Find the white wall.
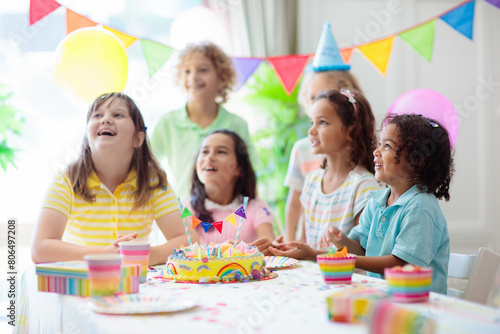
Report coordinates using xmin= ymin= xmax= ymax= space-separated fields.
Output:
xmin=296 ymin=0 xmax=500 ymax=253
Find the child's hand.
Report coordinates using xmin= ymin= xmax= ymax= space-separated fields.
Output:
xmin=268 ymin=241 xmax=318 ymax=261
xmin=319 ymin=227 xmax=345 ymax=248
xmin=270 ymin=236 xmax=289 ymax=251
xmin=250 ymin=237 xmax=273 ymax=255
xmin=105 ymin=232 xmax=138 ymax=253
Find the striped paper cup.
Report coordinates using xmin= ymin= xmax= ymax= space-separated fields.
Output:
xmin=119 ymin=241 xmax=150 ymax=283
xmin=84 ymin=254 xmax=122 ymax=297
xmin=384 ymin=266 xmax=433 ymax=303
xmin=317 ymin=254 xmax=357 ymax=284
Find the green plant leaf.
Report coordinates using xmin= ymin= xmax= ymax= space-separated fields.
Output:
xmin=0 ymin=141 xmax=18 ymax=172
xmin=238 ymin=62 xmax=309 ymax=230
xmin=0 ymin=82 xmax=24 ymax=172
xmin=0 ymin=105 xmax=24 ymax=136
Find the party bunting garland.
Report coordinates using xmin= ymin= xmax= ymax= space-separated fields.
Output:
xmin=176 ymin=200 xmax=248 ymax=235
xmin=29 ymin=0 xmax=498 ymax=91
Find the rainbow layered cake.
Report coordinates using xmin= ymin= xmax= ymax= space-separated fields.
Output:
xmin=164 ymin=242 xmax=269 ymax=283
xmin=316 ymin=247 xmax=357 ymax=284
xmin=384 ymin=264 xmax=433 ymax=303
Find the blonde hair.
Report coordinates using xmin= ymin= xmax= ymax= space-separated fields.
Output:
xmin=176 ymin=41 xmax=236 ymax=104
xmin=298 ymin=71 xmax=363 ymax=109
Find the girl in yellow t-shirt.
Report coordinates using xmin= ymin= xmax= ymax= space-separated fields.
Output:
xmin=32 ymin=92 xmax=195 ymax=265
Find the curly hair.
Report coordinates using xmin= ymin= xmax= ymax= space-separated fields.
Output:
xmin=176 ymin=41 xmax=236 ymax=104
xmin=190 ymin=129 xmax=256 ymax=223
xmin=298 ymin=71 xmax=363 ymax=109
xmin=67 ymin=92 xmax=167 ymax=212
xmin=383 ymin=114 xmax=455 ymax=201
xmin=314 ymin=89 xmax=376 ymax=173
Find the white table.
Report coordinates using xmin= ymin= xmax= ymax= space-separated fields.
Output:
xmin=16 ymin=261 xmax=500 ymax=334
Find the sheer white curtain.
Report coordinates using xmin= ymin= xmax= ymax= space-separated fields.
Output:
xmin=208 ymin=0 xmax=298 ymax=57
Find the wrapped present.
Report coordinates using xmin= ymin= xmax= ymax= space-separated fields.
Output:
xmin=36 ymin=260 xmax=140 ymax=296
xmin=326 ymin=286 xmax=386 ymax=323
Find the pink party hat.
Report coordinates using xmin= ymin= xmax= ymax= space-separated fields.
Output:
xmin=311 ymin=22 xmax=350 ymax=72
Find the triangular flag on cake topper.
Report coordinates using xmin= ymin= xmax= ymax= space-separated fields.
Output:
xmin=311 ymin=22 xmax=350 ymax=72
xmin=226 ymin=213 xmax=237 ymax=226
xmin=191 ymin=216 xmax=202 ymax=228
xmin=180 ymin=207 xmax=193 ymax=218
xmin=201 ymin=222 xmax=212 ymax=233
xmin=213 ymin=221 xmax=223 ymax=234
xmin=234 ymin=206 xmax=247 ymax=219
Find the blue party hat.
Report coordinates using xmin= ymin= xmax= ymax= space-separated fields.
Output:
xmin=311 ymin=22 xmax=350 ymax=72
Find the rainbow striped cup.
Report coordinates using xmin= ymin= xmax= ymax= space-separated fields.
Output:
xmin=84 ymin=254 xmax=122 ymax=297
xmin=317 ymin=253 xmax=357 ymax=284
xmin=384 ymin=265 xmax=433 ymax=303
xmin=119 ymin=240 xmax=150 ymax=283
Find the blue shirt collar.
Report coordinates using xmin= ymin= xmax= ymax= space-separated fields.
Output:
xmin=372 ymin=184 xmax=420 ymax=209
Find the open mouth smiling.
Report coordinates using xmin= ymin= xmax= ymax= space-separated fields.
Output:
xmin=98 ymin=129 xmax=116 ymax=136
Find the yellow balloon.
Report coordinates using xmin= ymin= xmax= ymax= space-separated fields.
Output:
xmin=55 ymin=28 xmax=128 ymax=105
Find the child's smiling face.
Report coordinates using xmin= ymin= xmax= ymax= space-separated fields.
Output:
xmin=180 ymin=51 xmax=224 ymax=101
xmin=373 ymin=123 xmax=411 ymax=188
xmin=87 ymin=97 xmax=144 ymax=155
xmin=196 ymin=133 xmax=241 ymax=190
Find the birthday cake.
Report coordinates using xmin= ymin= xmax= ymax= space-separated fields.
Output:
xmin=164 ymin=241 xmax=269 ymax=283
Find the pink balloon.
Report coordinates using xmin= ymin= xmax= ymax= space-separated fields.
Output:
xmin=387 ymin=89 xmax=460 ymax=147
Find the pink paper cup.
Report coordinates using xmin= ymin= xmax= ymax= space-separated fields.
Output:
xmin=119 ymin=240 xmax=150 ymax=283
xmin=317 ymin=254 xmax=356 ymax=285
xmin=84 ymin=253 xmax=122 ymax=297
xmin=384 ymin=267 xmax=433 ymax=303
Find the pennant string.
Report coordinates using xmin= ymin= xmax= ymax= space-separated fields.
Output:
xmin=31 ymin=0 xmax=483 ymax=85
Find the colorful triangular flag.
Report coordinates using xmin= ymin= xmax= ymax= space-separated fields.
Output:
xmin=340 ymin=48 xmax=354 ymax=64
xmin=226 ymin=213 xmax=237 ymax=227
xmin=357 ymin=36 xmax=395 ymax=75
xmin=103 ymin=26 xmax=138 ymax=48
xmin=485 ymin=0 xmax=500 ymax=9
xmin=232 ymin=57 xmax=262 ymax=90
xmin=66 ymin=9 xmax=97 ymax=34
xmin=201 ymin=222 xmax=212 ymax=233
xmin=192 ymin=216 xmax=202 ymax=228
xmin=213 ymin=221 xmax=223 ymax=234
xmin=29 ymin=0 xmax=61 ymax=25
xmin=267 ymin=55 xmax=309 ymax=95
xmin=140 ymin=39 xmax=174 ymax=77
xmin=398 ymin=20 xmax=436 ymax=62
xmin=180 ymin=207 xmax=193 ymax=218
xmin=312 ymin=22 xmax=350 ymax=71
xmin=234 ymin=206 xmax=247 ymax=219
xmin=440 ymin=0 xmax=475 ymax=40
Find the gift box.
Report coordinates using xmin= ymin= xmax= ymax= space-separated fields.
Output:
xmin=326 ymin=286 xmax=386 ymax=323
xmin=36 ymin=260 xmax=140 ymax=296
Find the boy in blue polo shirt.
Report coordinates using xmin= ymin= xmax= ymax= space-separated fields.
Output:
xmin=321 ymin=114 xmax=454 ymax=294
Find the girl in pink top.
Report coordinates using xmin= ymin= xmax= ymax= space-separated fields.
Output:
xmin=188 ymin=129 xmax=276 ymax=254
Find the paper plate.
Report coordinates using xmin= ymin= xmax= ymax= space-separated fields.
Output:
xmin=89 ymin=294 xmax=197 ymax=315
xmin=264 ymin=256 xmax=299 ymax=269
